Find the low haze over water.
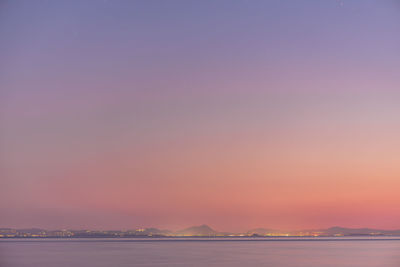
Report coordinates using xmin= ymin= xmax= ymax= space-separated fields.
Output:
xmin=1 ymin=238 xmax=400 ymax=267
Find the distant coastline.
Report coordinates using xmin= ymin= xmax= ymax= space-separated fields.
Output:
xmin=2 ymin=225 xmax=400 ymax=238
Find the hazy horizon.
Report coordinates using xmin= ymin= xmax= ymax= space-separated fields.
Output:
xmin=1 ymin=0 xmax=400 ymax=233
xmin=2 ymin=224 xmax=400 ymax=234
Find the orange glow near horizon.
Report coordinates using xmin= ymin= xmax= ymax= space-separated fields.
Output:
xmin=1 ymin=1 xmax=400 ymax=232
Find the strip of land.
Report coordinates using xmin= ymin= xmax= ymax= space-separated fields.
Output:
xmin=1 ymin=225 xmax=400 ymax=238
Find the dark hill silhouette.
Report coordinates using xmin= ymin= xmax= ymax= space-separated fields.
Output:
xmin=321 ymin=226 xmax=400 ymax=236
xmin=246 ymin=228 xmax=280 ymax=236
xmin=176 ymin=224 xmax=217 ymax=236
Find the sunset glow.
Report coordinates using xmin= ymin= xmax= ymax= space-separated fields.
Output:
xmin=1 ymin=0 xmax=400 ymax=232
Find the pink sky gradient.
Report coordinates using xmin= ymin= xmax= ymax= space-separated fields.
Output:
xmin=1 ymin=0 xmax=400 ymax=232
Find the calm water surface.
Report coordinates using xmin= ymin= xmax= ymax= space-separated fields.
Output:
xmin=1 ymin=237 xmax=400 ymax=267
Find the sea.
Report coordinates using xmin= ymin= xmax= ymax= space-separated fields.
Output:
xmin=1 ymin=237 xmax=400 ymax=267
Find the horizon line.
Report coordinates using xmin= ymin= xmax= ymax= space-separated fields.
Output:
xmin=2 ymin=225 xmax=400 ymax=232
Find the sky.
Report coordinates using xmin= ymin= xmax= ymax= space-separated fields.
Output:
xmin=1 ymin=0 xmax=400 ymax=232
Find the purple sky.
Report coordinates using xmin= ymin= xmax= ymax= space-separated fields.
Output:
xmin=1 ymin=0 xmax=400 ymax=231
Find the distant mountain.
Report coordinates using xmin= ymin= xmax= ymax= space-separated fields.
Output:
xmin=320 ymin=226 xmax=400 ymax=236
xmin=246 ymin=228 xmax=280 ymax=236
xmin=176 ymin=224 xmax=217 ymax=236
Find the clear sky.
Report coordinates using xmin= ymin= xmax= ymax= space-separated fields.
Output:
xmin=1 ymin=0 xmax=400 ymax=232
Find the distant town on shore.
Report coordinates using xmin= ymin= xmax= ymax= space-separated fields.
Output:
xmin=1 ymin=225 xmax=400 ymax=238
